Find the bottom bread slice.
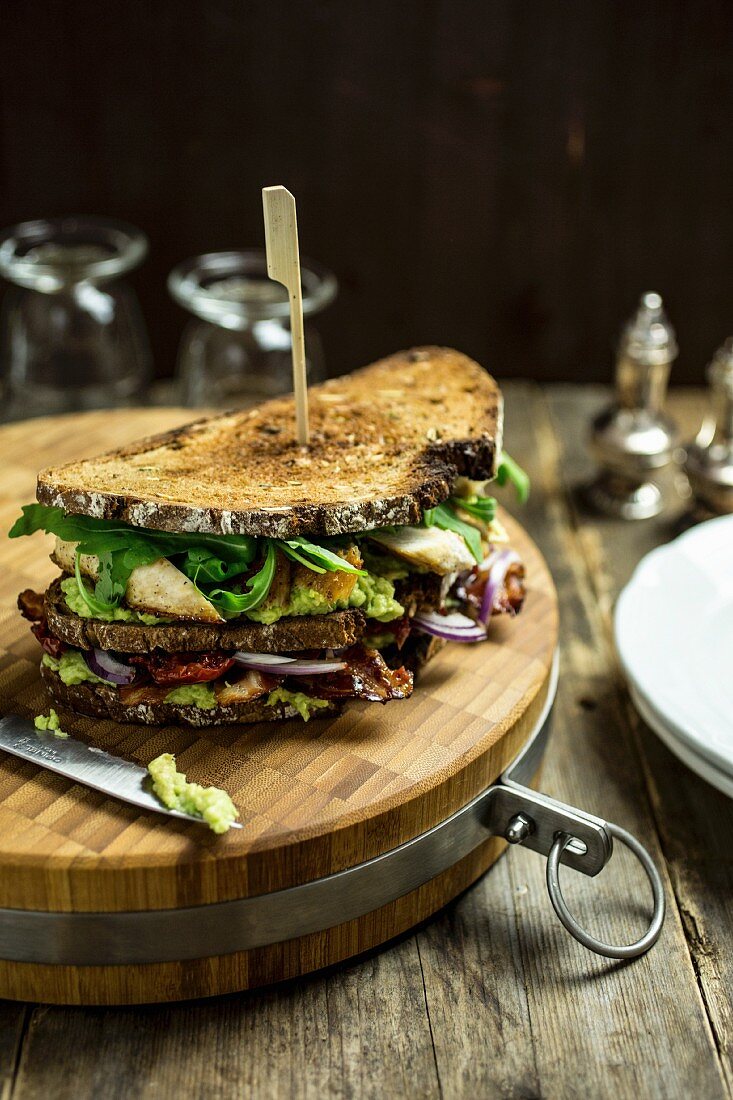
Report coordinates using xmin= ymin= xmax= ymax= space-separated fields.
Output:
xmin=40 ymin=664 xmax=340 ymax=727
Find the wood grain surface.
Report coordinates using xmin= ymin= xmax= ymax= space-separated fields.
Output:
xmin=1 ymin=386 xmax=729 ymax=1097
xmin=0 ymin=406 xmax=556 ymax=1004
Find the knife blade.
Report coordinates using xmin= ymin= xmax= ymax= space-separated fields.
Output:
xmin=0 ymin=713 xmax=241 ymax=828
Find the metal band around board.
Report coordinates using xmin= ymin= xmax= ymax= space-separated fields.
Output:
xmin=0 ymin=652 xmax=663 ymax=966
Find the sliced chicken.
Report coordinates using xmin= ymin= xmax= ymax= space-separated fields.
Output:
xmin=52 ymin=538 xmax=224 ymax=623
xmin=368 ymin=526 xmax=474 ymax=575
xmin=215 ymin=669 xmax=278 ymax=705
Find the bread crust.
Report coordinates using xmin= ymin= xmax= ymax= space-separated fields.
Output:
xmin=36 ymin=347 xmax=503 ymax=539
xmin=44 ymin=578 xmax=367 ymax=654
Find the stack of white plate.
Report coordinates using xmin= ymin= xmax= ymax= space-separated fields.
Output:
xmin=615 ymin=514 xmax=733 ymax=797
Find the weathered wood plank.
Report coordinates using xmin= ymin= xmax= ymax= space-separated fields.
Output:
xmin=11 ymin=939 xmax=439 ymax=1100
xmin=0 ymin=1004 xmax=28 ymax=1100
xmin=547 ymin=383 xmax=733 ymax=1093
xmin=418 ymin=383 xmax=727 ymax=1099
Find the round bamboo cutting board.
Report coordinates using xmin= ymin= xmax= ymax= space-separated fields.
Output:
xmin=0 ymin=409 xmax=558 ymax=1005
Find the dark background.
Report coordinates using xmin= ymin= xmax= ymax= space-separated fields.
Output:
xmin=1 ymin=0 xmax=732 ymax=384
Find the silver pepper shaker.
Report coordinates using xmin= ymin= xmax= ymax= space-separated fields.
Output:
xmin=587 ymin=292 xmax=678 ymax=519
xmin=684 ymin=338 xmax=733 ymax=514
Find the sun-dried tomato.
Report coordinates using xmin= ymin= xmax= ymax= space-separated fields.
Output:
xmin=30 ymin=621 xmax=66 ymax=659
xmin=137 ymin=651 xmax=237 ymax=687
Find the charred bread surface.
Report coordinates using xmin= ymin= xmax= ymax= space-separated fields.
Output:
xmin=37 ymin=348 xmax=503 ymax=538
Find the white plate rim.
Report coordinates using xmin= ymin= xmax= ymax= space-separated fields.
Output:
xmin=614 ymin=514 xmax=733 ymax=777
xmin=629 ymin=684 xmax=733 ymax=800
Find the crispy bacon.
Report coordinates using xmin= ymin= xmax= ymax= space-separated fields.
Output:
xmin=130 ymin=651 xmax=236 ymax=687
xmin=18 ymin=589 xmax=45 ymax=622
xmin=460 ymin=561 xmax=526 ymax=617
xmin=18 ymin=589 xmax=66 ymax=657
xmin=391 ymin=616 xmax=412 ymax=650
xmin=295 ymin=645 xmax=413 ymax=703
xmin=119 ymin=683 xmax=172 ymax=706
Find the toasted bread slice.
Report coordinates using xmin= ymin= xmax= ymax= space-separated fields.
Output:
xmin=37 ymin=347 xmax=502 ymax=538
xmin=44 ymin=577 xmax=368 ymax=654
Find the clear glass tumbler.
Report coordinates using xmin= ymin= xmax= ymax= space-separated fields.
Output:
xmin=0 ymin=216 xmax=152 ymax=418
xmin=168 ymin=250 xmax=338 ymax=407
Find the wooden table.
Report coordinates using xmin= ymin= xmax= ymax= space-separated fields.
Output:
xmin=1 ymin=383 xmax=730 ymax=1100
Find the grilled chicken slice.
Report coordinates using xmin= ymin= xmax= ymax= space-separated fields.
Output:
xmin=52 ymin=538 xmax=224 ymax=623
xmin=368 ymin=526 xmax=474 ymax=575
xmin=215 ymin=669 xmax=278 ymax=705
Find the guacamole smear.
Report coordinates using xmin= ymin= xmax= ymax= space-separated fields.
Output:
xmin=163 ymin=683 xmax=217 ymax=709
xmin=42 ymin=649 xmax=111 ymax=686
xmin=34 ymin=708 xmax=69 ymax=738
xmin=247 ymin=570 xmax=403 ymax=625
xmin=147 ymin=752 xmax=238 ymax=834
xmin=61 ymin=577 xmax=169 ymax=624
xmin=266 ymin=687 xmax=331 ymax=722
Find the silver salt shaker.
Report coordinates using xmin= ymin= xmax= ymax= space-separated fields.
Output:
xmin=587 ymin=292 xmax=678 ymax=519
xmin=684 ymin=338 xmax=733 ymax=514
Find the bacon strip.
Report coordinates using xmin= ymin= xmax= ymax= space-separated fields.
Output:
xmin=295 ymin=646 xmax=413 ymax=703
xmin=18 ymin=589 xmax=45 ymax=622
xmin=458 ymin=560 xmax=526 ymax=618
xmin=18 ymin=589 xmax=66 ymax=657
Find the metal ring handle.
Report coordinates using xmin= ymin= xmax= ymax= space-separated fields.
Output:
xmin=546 ymin=823 xmax=665 ymax=959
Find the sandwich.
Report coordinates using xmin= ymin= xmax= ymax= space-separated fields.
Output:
xmin=10 ymin=347 xmax=528 ymax=727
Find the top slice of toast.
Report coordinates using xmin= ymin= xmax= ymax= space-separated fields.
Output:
xmin=36 ymin=347 xmax=503 ymax=538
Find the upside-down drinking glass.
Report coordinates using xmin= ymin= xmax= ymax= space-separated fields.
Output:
xmin=168 ymin=250 xmax=337 ymax=407
xmin=0 ymin=216 xmax=152 ymax=418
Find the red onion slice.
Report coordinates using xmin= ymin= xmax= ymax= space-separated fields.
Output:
xmin=233 ymin=651 xmax=347 ymax=675
xmin=479 ymin=550 xmax=522 ymax=624
xmin=412 ymin=611 xmax=487 ymax=643
xmin=85 ymin=648 xmax=137 ymax=685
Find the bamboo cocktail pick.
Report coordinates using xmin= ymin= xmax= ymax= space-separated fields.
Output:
xmin=262 ymin=185 xmax=309 ymax=446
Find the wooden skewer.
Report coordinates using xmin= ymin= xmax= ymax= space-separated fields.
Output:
xmin=262 ymin=185 xmax=309 ymax=446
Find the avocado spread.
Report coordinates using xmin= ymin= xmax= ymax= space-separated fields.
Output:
xmin=266 ymin=687 xmax=331 ymax=722
xmin=42 ymin=649 xmax=111 ymax=685
xmin=61 ymin=577 xmax=169 ymax=624
xmin=247 ymin=571 xmax=403 ymax=625
xmin=163 ymin=683 xmax=217 ymax=709
xmin=147 ymin=752 xmax=238 ymax=834
xmin=34 ymin=708 xmax=69 ymax=738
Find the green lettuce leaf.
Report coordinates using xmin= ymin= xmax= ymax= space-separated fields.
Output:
xmin=202 ymin=540 xmax=278 ymax=613
xmin=452 ymin=494 xmax=497 ymax=524
xmin=423 ymin=502 xmax=483 ymax=563
xmin=496 ymin=452 xmax=530 ymax=504
xmin=280 ymin=536 xmax=367 ymax=576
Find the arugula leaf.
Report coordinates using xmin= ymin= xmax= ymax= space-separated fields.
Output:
xmin=9 ymin=504 xmax=258 ymax=563
xmin=496 ymin=452 xmax=530 ymax=504
xmin=95 ymin=551 xmax=127 ymax=606
xmin=451 ymin=494 xmax=497 ymax=524
xmin=280 ymin=536 xmax=367 ymax=576
xmin=9 ymin=504 xmax=361 ymax=616
xmin=180 ymin=547 xmax=253 ymax=585
xmin=74 ymin=554 xmax=118 ymax=617
xmin=423 ymin=503 xmax=483 ymax=562
xmin=279 ymin=544 xmax=327 ymax=574
xmin=203 ymin=540 xmax=278 ymax=613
